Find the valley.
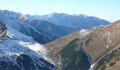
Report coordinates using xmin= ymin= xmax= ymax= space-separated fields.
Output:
xmin=44 ymin=20 xmax=120 ymax=70
xmin=0 ymin=9 xmax=120 ymax=70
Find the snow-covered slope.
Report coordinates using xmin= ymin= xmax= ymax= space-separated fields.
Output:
xmin=0 ymin=23 xmax=55 ymax=70
xmin=0 ymin=10 xmax=52 ymax=44
xmin=6 ymin=24 xmax=33 ymax=42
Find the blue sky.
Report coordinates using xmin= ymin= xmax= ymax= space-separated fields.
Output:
xmin=0 ymin=0 xmax=120 ymax=21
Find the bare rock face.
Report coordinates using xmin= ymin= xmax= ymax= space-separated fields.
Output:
xmin=0 ymin=21 xmax=7 ymax=38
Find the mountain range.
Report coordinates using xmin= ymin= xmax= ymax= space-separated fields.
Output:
xmin=0 ymin=10 xmax=114 ymax=70
xmin=0 ymin=10 xmax=110 ymax=42
xmin=35 ymin=13 xmax=109 ymax=28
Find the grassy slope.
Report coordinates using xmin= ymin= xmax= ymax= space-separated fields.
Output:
xmin=60 ymin=38 xmax=90 ymax=70
xmin=94 ymin=47 xmax=120 ymax=70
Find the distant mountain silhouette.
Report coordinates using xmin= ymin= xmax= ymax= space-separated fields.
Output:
xmin=35 ymin=13 xmax=110 ymax=28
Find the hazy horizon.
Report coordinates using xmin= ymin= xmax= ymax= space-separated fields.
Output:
xmin=0 ymin=0 xmax=120 ymax=22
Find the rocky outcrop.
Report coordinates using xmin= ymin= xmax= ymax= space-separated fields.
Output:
xmin=0 ymin=21 xmax=7 ymax=38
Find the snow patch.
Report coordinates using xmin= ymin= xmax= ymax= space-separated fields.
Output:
xmin=18 ymin=41 xmax=55 ymax=65
xmin=89 ymin=63 xmax=95 ymax=70
xmin=18 ymin=41 xmax=46 ymax=58
xmin=79 ymin=29 xmax=90 ymax=38
xmin=103 ymin=31 xmax=112 ymax=44
xmin=106 ymin=45 xmax=110 ymax=48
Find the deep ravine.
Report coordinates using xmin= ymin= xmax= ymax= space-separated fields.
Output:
xmin=80 ymin=36 xmax=93 ymax=70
